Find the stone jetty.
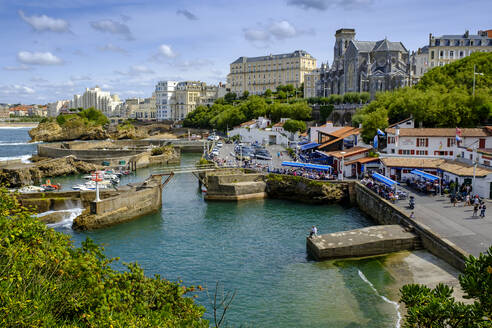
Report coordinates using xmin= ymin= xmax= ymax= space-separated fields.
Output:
xmin=306 ymin=225 xmax=422 ymax=260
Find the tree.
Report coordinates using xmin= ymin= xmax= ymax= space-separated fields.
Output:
xmin=264 ymin=89 xmax=272 ymax=98
xmin=0 ymin=187 xmax=208 ymax=327
xmin=400 ymin=246 xmax=492 ymax=327
xmin=224 ymin=92 xmax=237 ymax=104
xmin=276 ymin=91 xmax=287 ymax=100
xmin=320 ymin=104 xmax=334 ymax=123
xmin=241 ymin=90 xmax=250 ymax=100
xmin=283 ymin=119 xmax=306 ymax=133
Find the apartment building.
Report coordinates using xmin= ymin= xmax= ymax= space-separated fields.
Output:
xmin=70 ymin=86 xmax=123 ymax=117
xmin=155 ymin=81 xmax=226 ymax=121
xmin=47 ymin=100 xmax=70 ymax=117
xmin=227 ymin=50 xmax=317 ymax=96
xmin=303 ymin=63 xmax=328 ymax=98
xmin=155 ymin=81 xmax=178 ymax=121
xmin=427 ymin=29 xmax=492 ymax=70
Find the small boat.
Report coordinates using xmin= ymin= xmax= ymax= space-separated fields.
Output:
xmin=201 ymin=185 xmax=207 ymax=193
xmin=18 ymin=185 xmax=45 ymax=193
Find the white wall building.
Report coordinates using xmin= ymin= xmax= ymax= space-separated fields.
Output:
xmin=70 ymin=86 xmax=123 ymax=117
xmin=385 ymin=126 xmax=492 ymax=159
xmin=155 ymin=81 xmax=178 ymax=121
xmin=47 ymin=100 xmax=69 ymax=117
xmin=228 ymin=117 xmax=296 ymax=145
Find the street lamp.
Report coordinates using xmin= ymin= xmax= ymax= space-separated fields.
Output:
xmin=472 ymin=64 xmax=484 ymax=98
xmin=340 ymin=151 xmax=346 ymax=181
xmin=472 ymin=146 xmax=477 ymax=193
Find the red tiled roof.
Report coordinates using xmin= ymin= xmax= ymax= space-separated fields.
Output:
xmin=320 ymin=146 xmax=371 ymax=159
xmin=385 ymin=127 xmax=490 ymax=137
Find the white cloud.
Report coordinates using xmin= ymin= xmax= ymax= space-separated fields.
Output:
xmin=115 ymin=65 xmax=154 ymax=76
xmin=286 ymin=0 xmax=374 ymax=10
xmin=243 ymin=20 xmax=305 ymax=43
xmin=17 ymin=51 xmax=63 ymax=65
xmin=1 ymin=84 xmax=35 ymax=95
xmin=269 ymin=20 xmax=298 ymax=39
xmin=98 ymin=43 xmax=127 ymax=54
xmin=3 ymin=64 xmax=32 ymax=71
xmin=175 ymin=59 xmax=213 ymax=71
xmin=158 ymin=44 xmax=177 ymax=58
xmin=90 ymin=19 xmax=134 ymax=40
xmin=244 ymin=28 xmax=270 ymax=42
xmin=70 ymin=75 xmax=91 ymax=81
xmin=18 ymin=10 xmax=70 ymax=33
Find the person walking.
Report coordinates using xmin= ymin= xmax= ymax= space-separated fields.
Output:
xmin=473 ymin=203 xmax=479 ymax=217
xmin=480 ymin=203 xmax=486 ymax=218
xmin=465 ymin=194 xmax=471 ymax=206
xmin=309 ymin=225 xmax=318 ymax=238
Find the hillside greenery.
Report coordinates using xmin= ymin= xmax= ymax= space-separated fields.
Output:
xmin=184 ymin=86 xmax=312 ymax=131
xmin=0 ymin=187 xmax=208 ymax=327
xmin=51 ymin=107 xmax=109 ymax=127
xmin=400 ymin=246 xmax=492 ymax=327
xmin=353 ymin=52 xmax=492 ymax=142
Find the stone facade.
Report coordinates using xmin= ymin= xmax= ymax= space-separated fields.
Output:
xmin=319 ymin=28 xmax=410 ymax=97
xmin=228 ymin=50 xmax=317 ymax=95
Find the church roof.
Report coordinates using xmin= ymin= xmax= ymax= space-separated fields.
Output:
xmin=373 ymin=39 xmax=407 ymax=52
xmin=352 ymin=41 xmax=377 ymax=52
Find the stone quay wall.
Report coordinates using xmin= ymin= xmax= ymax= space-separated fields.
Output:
xmin=354 ymin=182 xmax=468 ymax=270
xmin=204 ymin=170 xmax=267 ymax=201
xmin=73 ymin=177 xmax=163 ymax=230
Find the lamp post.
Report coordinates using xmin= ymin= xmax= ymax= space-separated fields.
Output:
xmin=472 ymin=64 xmax=484 ymax=98
xmin=472 ymin=146 xmax=477 ymax=193
xmin=340 ymin=151 xmax=346 ymax=181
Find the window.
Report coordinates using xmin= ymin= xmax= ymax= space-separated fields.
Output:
xmin=388 ymin=137 xmax=395 ymax=144
xmin=399 ymin=149 xmax=412 ymax=155
xmin=450 ymin=50 xmax=454 ymax=58
xmin=447 ymin=138 xmax=456 ymax=147
xmin=440 ymin=50 xmax=444 ymax=57
xmin=431 ymin=51 xmax=435 ymax=59
xmin=416 ymin=150 xmax=428 ymax=155
xmin=416 ymin=138 xmax=428 ymax=147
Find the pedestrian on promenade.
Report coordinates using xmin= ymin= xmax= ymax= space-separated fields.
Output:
xmin=410 ymin=212 xmax=415 ymax=219
xmin=465 ymin=194 xmax=471 ymax=206
xmin=309 ymin=225 xmax=318 ymax=238
xmin=277 ymin=151 xmax=281 ymax=158
xmin=451 ymin=194 xmax=457 ymax=207
xmin=480 ymin=203 xmax=486 ymax=218
xmin=473 ymin=203 xmax=479 ymax=217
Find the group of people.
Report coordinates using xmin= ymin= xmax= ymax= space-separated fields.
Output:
xmin=405 ymin=178 xmax=439 ymax=195
xmin=451 ymin=193 xmax=487 ymax=218
xmin=267 ymin=167 xmax=334 ymax=180
xmin=360 ymin=177 xmax=407 ymax=202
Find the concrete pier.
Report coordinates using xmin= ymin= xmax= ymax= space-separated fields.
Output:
xmin=307 ymin=225 xmax=422 ymax=260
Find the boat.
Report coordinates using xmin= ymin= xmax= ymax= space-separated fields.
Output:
xmin=18 ymin=185 xmax=45 ymax=193
xmin=41 ymin=179 xmax=61 ymax=191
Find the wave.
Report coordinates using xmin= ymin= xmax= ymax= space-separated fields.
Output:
xmin=358 ymin=270 xmax=401 ymax=328
xmin=0 ymin=141 xmax=41 ymax=146
xmin=40 ymin=207 xmax=84 ymax=229
xmin=0 ymin=154 xmax=32 ymax=163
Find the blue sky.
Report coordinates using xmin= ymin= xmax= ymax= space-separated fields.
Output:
xmin=1 ymin=0 xmax=490 ymax=104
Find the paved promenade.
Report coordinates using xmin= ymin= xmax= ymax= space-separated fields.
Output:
xmin=394 ymin=186 xmax=492 ymax=257
xmin=216 ymin=143 xmax=288 ymax=169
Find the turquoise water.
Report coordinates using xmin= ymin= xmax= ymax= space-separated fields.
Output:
xmin=4 ymin=128 xmax=401 ymax=327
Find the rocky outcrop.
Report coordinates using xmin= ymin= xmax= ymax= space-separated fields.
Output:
xmin=0 ymin=156 xmax=99 ymax=188
xmin=29 ymin=121 xmax=109 ymax=142
xmin=265 ymin=174 xmax=346 ymax=204
xmin=109 ymin=124 xmax=149 ymax=140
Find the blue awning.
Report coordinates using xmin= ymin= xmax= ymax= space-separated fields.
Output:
xmin=281 ymin=161 xmax=332 ymax=172
xmin=410 ymin=169 xmax=439 ymax=181
xmin=372 ymin=173 xmax=398 ymax=187
xmin=300 ymin=142 xmax=320 ymax=151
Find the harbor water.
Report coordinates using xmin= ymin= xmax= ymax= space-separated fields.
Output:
xmin=2 ymin=127 xmax=404 ymax=327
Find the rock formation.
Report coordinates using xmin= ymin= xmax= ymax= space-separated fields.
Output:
xmin=265 ymin=174 xmax=346 ymax=204
xmin=29 ymin=121 xmax=108 ymax=142
xmin=0 ymin=156 xmax=99 ymax=187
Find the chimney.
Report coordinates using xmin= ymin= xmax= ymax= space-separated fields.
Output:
xmin=464 ymin=30 xmax=469 ymax=38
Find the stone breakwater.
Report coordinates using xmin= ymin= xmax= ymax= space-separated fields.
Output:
xmin=0 ymin=156 xmax=99 ymax=188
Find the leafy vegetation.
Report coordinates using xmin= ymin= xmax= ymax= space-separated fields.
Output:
xmin=400 ymin=246 xmax=492 ymax=327
xmin=353 ymin=52 xmax=492 ymax=142
xmin=0 ymin=187 xmax=208 ymax=327
xmin=56 ymin=107 xmax=109 ymax=127
xmin=283 ymin=119 xmax=307 ymax=133
xmin=151 ymin=145 xmax=174 ymax=156
xmin=184 ymin=88 xmax=312 ymax=131
xmin=307 ymin=92 xmax=370 ymax=105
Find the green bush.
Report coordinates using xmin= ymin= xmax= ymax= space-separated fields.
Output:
xmin=0 ymin=187 xmax=207 ymax=327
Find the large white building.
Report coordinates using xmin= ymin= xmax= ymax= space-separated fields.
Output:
xmin=47 ymin=100 xmax=70 ymax=117
xmin=70 ymin=86 xmax=123 ymax=117
xmin=155 ymin=81 xmax=227 ymax=121
xmin=155 ymin=81 xmax=178 ymax=121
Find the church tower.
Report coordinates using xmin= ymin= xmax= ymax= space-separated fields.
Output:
xmin=333 ymin=28 xmax=356 ymax=70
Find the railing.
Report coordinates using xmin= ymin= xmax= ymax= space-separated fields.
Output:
xmin=151 ymin=164 xmax=239 ymax=175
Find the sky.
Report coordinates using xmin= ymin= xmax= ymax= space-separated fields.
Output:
xmin=0 ymin=0 xmax=491 ymax=104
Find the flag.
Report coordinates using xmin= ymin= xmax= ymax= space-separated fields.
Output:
xmin=456 ymin=135 xmax=462 ymax=142
xmin=455 ymin=127 xmax=462 ymax=143
xmin=377 ymin=129 xmax=385 ymax=136
xmin=373 ymin=135 xmax=378 ymax=149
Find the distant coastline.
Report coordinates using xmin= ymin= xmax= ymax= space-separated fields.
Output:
xmin=0 ymin=122 xmax=38 ymax=128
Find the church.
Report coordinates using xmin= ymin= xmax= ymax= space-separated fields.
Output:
xmin=319 ymin=28 xmax=411 ymax=97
